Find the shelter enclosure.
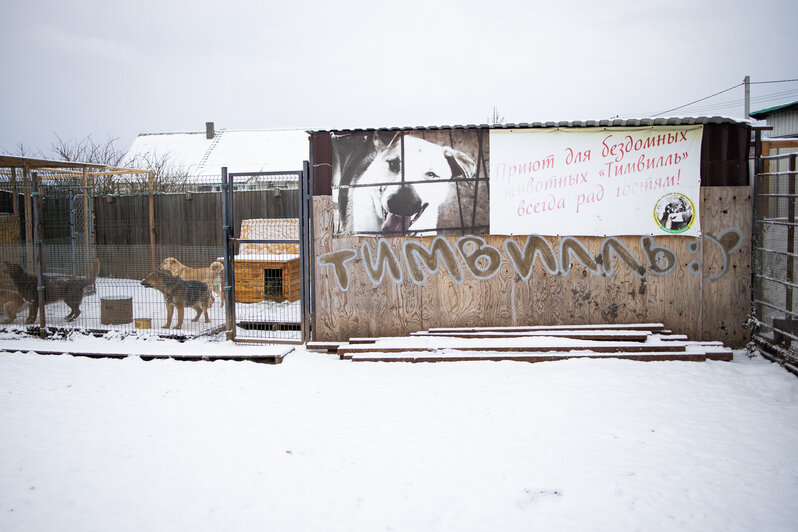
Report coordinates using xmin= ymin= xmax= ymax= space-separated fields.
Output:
xmin=0 ymin=156 xmax=302 ymax=341
xmin=308 ymin=118 xmax=752 ymax=347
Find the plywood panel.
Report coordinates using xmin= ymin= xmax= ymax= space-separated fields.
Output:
xmin=312 ymin=190 xmax=752 ymax=344
xmin=598 ymin=236 xmax=650 ymax=325
xmin=658 ymin=235 xmax=703 ymax=339
xmin=700 ymin=186 xmax=752 ymax=347
xmin=313 ymin=197 xmax=423 ymax=340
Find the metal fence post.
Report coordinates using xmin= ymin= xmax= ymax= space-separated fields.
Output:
xmin=786 ymin=153 xmax=796 ymax=345
xmin=307 ymin=148 xmax=317 ymax=342
xmin=299 ymin=161 xmax=316 ymax=343
xmin=298 ymin=163 xmax=307 ymax=343
xmin=31 ymin=172 xmax=46 ymax=334
xmin=751 ymin=130 xmax=763 ymax=333
xmin=221 ymin=167 xmax=236 ymax=341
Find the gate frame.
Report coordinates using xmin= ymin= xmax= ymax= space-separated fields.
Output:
xmin=69 ymin=187 xmax=95 ymax=276
xmin=751 ymin=135 xmax=798 ymax=374
xmin=221 ymin=165 xmax=313 ymax=344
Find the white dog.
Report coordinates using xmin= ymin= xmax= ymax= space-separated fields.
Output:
xmin=346 ymin=134 xmax=476 ymax=234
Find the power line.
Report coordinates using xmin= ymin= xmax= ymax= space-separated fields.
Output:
xmin=751 ymin=78 xmax=798 ymax=84
xmin=621 ymin=78 xmax=798 ymax=119
xmin=652 ymin=83 xmax=743 ymax=116
xmin=666 ymin=88 xmax=798 ymax=114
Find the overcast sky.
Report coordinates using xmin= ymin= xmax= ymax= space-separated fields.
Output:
xmin=1 ymin=0 xmax=796 ymax=157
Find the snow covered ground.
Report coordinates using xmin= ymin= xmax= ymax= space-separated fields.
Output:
xmin=1 ymin=336 xmax=797 ymax=532
xmin=5 ymin=276 xmax=301 ymax=341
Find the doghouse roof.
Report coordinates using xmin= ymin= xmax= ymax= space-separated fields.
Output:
xmin=312 ymin=116 xmax=749 ymax=134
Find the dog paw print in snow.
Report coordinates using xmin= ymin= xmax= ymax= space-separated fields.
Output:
xmin=518 ymin=488 xmax=563 ymax=509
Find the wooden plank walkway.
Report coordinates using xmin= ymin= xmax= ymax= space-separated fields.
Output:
xmin=0 ymin=346 xmax=292 ymax=364
xmin=409 ymin=330 xmax=652 ymax=341
xmin=310 ymin=323 xmax=734 ymax=363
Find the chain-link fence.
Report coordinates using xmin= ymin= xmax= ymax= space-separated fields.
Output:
xmin=0 ymin=171 xmax=303 ymax=340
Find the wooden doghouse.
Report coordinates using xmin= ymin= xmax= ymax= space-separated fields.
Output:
xmin=235 ymin=219 xmax=300 ymax=303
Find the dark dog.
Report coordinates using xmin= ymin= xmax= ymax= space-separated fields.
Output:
xmin=159 ymin=257 xmax=223 ymax=306
xmin=2 ymin=259 xmax=99 ymax=323
xmin=141 ymin=269 xmax=212 ymax=329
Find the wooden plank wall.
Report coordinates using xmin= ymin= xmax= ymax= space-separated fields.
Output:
xmin=93 ymin=189 xmax=299 ymax=278
xmin=313 ymin=187 xmax=752 ymax=346
xmin=0 ymin=215 xmax=19 ymax=243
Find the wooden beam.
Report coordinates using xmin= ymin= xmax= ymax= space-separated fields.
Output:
xmin=338 ymin=341 xmax=688 ymax=358
xmin=424 ymin=323 xmax=666 ymax=333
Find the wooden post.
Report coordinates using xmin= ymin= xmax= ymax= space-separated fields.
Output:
xmin=10 ymin=167 xmax=18 ymax=216
xmin=148 ymin=171 xmax=156 ymax=271
xmin=744 ymin=75 xmax=750 ymax=118
xmin=31 ymin=172 xmax=46 ymax=333
xmin=10 ymin=168 xmax=21 ymax=260
xmin=23 ymin=164 xmax=33 ymax=268
xmin=89 ymin=174 xmax=95 ymax=263
xmin=83 ymin=167 xmax=90 ymax=271
xmin=760 ymin=137 xmax=769 ymax=219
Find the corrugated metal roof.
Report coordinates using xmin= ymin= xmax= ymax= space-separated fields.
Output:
xmin=314 ymin=116 xmax=749 ymax=133
xmin=749 ymin=100 xmax=798 ymax=119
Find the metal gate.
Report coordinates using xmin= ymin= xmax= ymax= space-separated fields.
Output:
xmin=751 ymin=139 xmax=798 ymax=373
xmin=69 ymin=188 xmax=95 ymax=276
xmin=221 ymin=163 xmax=314 ymax=344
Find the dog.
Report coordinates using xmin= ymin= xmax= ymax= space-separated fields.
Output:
xmin=342 ymin=134 xmax=477 ymax=234
xmin=160 ymin=258 xmax=224 ymax=305
xmin=659 ymin=197 xmax=692 ymax=231
xmin=0 ymin=289 xmax=27 ymax=324
xmin=2 ymin=258 xmax=99 ymax=323
xmin=141 ymin=269 xmax=212 ymax=329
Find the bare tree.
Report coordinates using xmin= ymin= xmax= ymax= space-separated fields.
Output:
xmin=13 ymin=142 xmax=45 ymax=159
xmin=51 ymin=134 xmax=125 ymax=167
xmin=118 ymin=151 xmax=190 ymax=194
xmin=49 ymin=135 xmax=189 ymax=194
xmin=488 ymin=106 xmax=506 ymax=125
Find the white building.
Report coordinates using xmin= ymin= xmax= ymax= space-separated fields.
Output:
xmin=122 ymin=123 xmax=309 ymax=187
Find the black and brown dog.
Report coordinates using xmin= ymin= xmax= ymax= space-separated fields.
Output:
xmin=141 ymin=269 xmax=212 ymax=329
xmin=2 ymin=258 xmax=100 ymax=323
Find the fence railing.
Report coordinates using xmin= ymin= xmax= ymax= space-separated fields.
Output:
xmin=751 ymin=150 xmax=797 ymax=372
xmin=0 ymin=173 xmax=302 ymax=340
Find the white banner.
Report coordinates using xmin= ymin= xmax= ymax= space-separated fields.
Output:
xmin=489 ymin=126 xmax=703 ymax=236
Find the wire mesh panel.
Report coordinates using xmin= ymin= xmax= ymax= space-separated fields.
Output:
xmin=752 ymin=148 xmax=798 ymax=371
xmin=224 ymin=171 xmax=305 ymax=344
xmin=0 ymin=169 xmax=301 ymax=340
xmin=70 ymin=190 xmax=95 ymax=276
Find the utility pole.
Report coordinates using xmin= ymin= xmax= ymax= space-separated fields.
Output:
xmin=744 ymin=75 xmax=751 ymax=118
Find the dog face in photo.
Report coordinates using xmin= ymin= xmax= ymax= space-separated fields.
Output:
xmin=659 ymin=198 xmax=692 ymax=230
xmin=346 ymin=134 xmax=476 ymax=234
